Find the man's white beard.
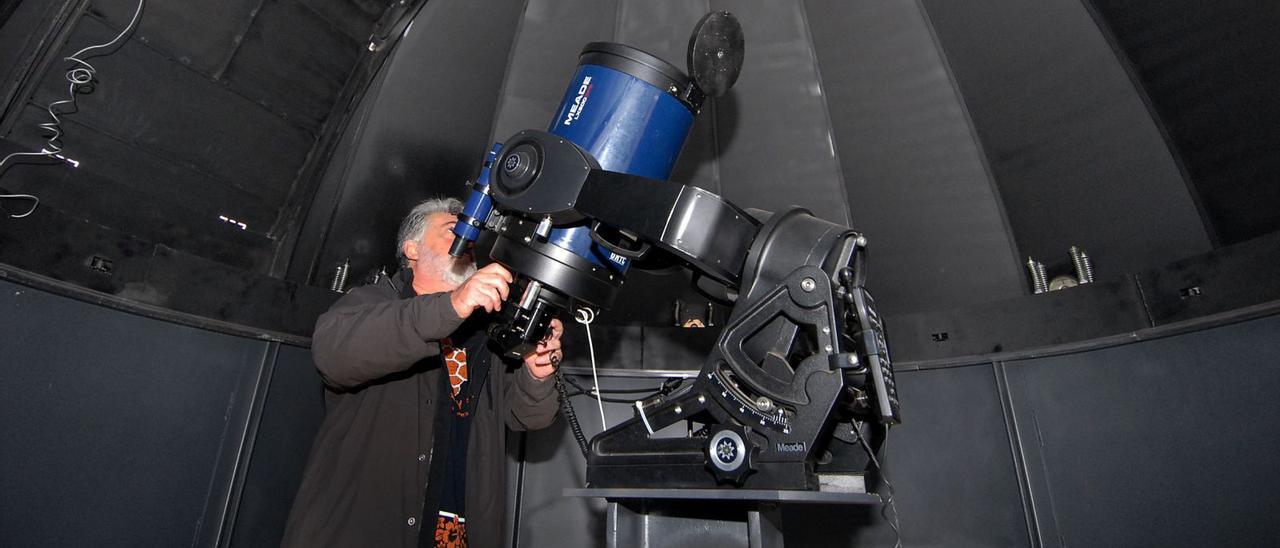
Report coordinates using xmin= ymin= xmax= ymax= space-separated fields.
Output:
xmin=425 ymin=252 xmax=476 ymax=289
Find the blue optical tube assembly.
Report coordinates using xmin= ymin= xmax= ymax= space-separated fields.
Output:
xmin=543 ymin=42 xmax=702 ymax=273
xmin=468 ymin=41 xmax=711 ymax=358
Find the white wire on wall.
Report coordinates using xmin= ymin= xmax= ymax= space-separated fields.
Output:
xmin=1 ymin=0 xmax=145 ymax=219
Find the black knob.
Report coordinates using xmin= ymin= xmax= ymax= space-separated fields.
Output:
xmin=498 ymin=143 xmax=540 ymax=193
xmin=838 ymin=267 xmax=856 ymax=286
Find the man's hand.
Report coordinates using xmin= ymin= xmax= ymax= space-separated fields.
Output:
xmin=449 ymin=263 xmax=514 ymax=318
xmin=523 ymin=318 xmax=564 ymax=381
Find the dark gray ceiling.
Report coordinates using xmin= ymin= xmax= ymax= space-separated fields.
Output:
xmin=0 ymin=0 xmax=382 ymax=273
xmin=1090 ymin=0 xmax=1280 ymax=245
xmin=2 ymin=0 xmax=1277 ymax=332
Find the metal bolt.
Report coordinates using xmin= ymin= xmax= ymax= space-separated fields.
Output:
xmin=698 ymin=395 xmax=706 ymax=404
xmin=330 ymin=259 xmax=350 ymax=293
xmin=1070 ymin=246 xmax=1094 ymax=284
xmin=824 ymin=345 xmax=833 ymax=353
xmin=801 ymin=278 xmax=816 ymax=292
xmin=755 ymin=397 xmax=774 ymax=412
xmin=822 ymin=326 xmax=830 ymax=334
xmin=674 ymin=405 xmax=683 ymax=414
xmin=1026 ymin=257 xmax=1048 ymax=294
xmin=418 ymin=454 xmax=426 ymax=462
xmin=407 ymin=517 xmax=416 ymax=526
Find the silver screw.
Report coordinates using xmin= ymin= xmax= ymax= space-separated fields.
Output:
xmin=1026 ymin=257 xmax=1048 ymax=294
xmin=1070 ymin=246 xmax=1094 ymax=284
xmin=330 ymin=259 xmax=350 ymax=293
xmin=674 ymin=405 xmax=683 ymax=414
xmin=801 ymin=278 xmax=816 ymax=292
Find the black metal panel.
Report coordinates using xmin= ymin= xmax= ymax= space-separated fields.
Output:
xmin=488 ymin=0 xmax=619 ymax=150
xmin=705 ymin=0 xmax=850 ymax=227
xmin=1089 ymin=0 xmax=1280 ymax=245
xmin=142 ymin=245 xmax=338 ymax=337
xmin=0 ymin=152 xmax=272 ymax=274
xmin=295 ymin=0 xmax=526 ymax=285
xmin=782 ymin=365 xmax=1031 ymax=548
xmin=0 ymin=1 xmax=70 ymax=114
xmin=921 ymin=0 xmax=1212 ymax=278
xmin=27 ymin=15 xmax=314 ymax=203
xmin=90 ymin=0 xmax=259 ymax=77
xmin=1138 ymin=230 xmax=1280 ymax=327
xmin=0 ymin=279 xmax=269 ymax=546
xmin=886 ymin=277 xmax=1149 ymax=364
xmin=1003 ymin=314 xmax=1280 ymax=547
xmin=804 ymin=0 xmax=1024 ymax=315
xmin=222 ymin=0 xmax=362 ymax=134
xmin=557 ymin=324 xmax=645 ymax=369
xmin=613 ymin=0 xmax=720 ymax=193
xmin=4 ymin=105 xmax=281 ymax=236
xmin=0 ymin=203 xmax=337 ymax=338
xmin=229 ymin=344 xmax=326 ymax=548
xmin=614 ymin=0 xmax=704 ymax=65
xmin=296 ymin=0 xmax=384 ymax=43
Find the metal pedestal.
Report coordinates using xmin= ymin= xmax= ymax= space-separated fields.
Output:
xmin=565 ymin=488 xmax=880 ymax=548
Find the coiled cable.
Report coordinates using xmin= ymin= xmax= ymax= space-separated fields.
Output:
xmin=1 ymin=0 xmax=145 ymax=218
xmin=554 ymin=370 xmax=590 ymax=458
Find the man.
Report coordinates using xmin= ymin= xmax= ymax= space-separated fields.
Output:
xmin=282 ymin=198 xmax=563 ymax=548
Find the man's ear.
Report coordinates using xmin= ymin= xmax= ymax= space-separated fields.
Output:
xmin=402 ymin=240 xmax=420 ymax=262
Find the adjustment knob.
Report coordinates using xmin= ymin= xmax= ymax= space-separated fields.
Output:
xmin=706 ymin=426 xmax=756 ymax=485
xmin=497 ymin=143 xmax=540 ymax=193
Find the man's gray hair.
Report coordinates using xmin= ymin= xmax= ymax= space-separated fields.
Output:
xmin=396 ymin=197 xmax=463 ymax=262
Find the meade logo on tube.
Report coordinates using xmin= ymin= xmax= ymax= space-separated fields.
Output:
xmin=563 ymin=76 xmax=593 ymax=126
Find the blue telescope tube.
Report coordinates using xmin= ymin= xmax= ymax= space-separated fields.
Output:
xmin=542 ymin=43 xmax=700 ymax=272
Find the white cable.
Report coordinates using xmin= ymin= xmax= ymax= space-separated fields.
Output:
xmin=634 ymin=400 xmax=655 ymax=435
xmin=574 ymin=307 xmax=607 ymax=431
xmin=1 ymin=0 xmax=145 ymax=219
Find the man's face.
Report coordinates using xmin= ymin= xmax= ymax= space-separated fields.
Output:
xmin=408 ymin=212 xmax=475 ymax=289
xmin=421 ymin=212 xmax=463 ymax=259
